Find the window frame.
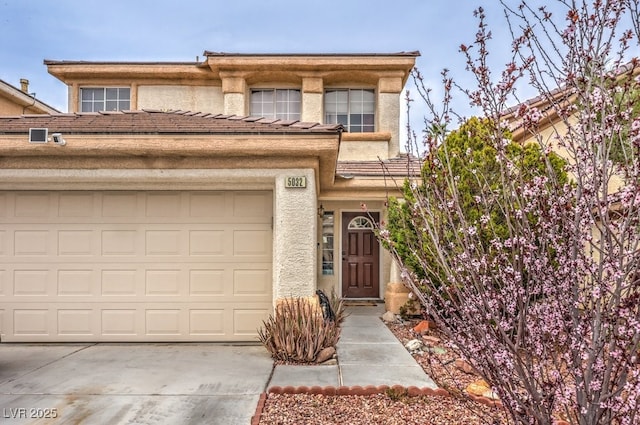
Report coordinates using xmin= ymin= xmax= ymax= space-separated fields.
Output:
xmin=80 ymin=87 xmax=131 ymax=112
xmin=249 ymin=88 xmax=301 ymax=120
xmin=324 ymin=88 xmax=375 ymax=132
xmin=320 ymin=211 xmax=335 ymax=275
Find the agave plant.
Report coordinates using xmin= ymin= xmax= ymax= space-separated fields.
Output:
xmin=257 ymin=291 xmax=346 ymax=363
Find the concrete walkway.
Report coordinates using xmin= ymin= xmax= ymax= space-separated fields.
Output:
xmin=267 ymin=305 xmax=436 ymax=389
xmin=0 ymin=305 xmax=434 ymax=424
xmin=0 ymin=344 xmax=273 ymax=425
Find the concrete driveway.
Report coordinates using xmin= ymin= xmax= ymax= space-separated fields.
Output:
xmin=0 ymin=343 xmax=273 ymax=424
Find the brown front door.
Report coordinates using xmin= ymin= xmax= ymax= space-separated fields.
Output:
xmin=342 ymin=212 xmax=380 ymax=298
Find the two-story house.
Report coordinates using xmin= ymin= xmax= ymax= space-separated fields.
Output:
xmin=0 ymin=51 xmax=419 ymax=343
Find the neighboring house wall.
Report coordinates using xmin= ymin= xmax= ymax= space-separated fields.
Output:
xmin=0 ymin=78 xmax=59 ymax=115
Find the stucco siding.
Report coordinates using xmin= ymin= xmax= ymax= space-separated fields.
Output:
xmin=378 ymin=92 xmax=401 ymax=158
xmin=338 ymin=140 xmax=389 ymax=161
xmin=138 ymin=86 xmax=223 ymax=113
xmin=302 ymin=92 xmax=323 ymax=123
xmin=272 ymin=169 xmax=317 ymax=300
xmin=224 ymin=93 xmax=245 ymax=116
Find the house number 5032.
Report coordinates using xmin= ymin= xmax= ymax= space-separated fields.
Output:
xmin=285 ymin=176 xmax=307 ymax=188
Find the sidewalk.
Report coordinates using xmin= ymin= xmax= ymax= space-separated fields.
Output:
xmin=267 ymin=305 xmax=436 ymax=389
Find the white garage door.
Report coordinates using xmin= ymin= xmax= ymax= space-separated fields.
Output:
xmin=0 ymin=191 xmax=273 ymax=342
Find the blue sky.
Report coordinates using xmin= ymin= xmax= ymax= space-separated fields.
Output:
xmin=0 ymin=1 xmax=523 ymax=111
xmin=0 ymin=0 xmax=612 ymax=128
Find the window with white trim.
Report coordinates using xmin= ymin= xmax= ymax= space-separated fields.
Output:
xmin=250 ymin=89 xmax=301 ymax=120
xmin=324 ymin=89 xmax=375 ymax=132
xmin=80 ymin=87 xmax=131 ymax=112
xmin=321 ymin=211 xmax=334 ymax=275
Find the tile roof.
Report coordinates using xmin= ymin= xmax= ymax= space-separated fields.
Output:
xmin=0 ymin=109 xmax=343 ymax=135
xmin=337 ymin=154 xmax=422 ymax=177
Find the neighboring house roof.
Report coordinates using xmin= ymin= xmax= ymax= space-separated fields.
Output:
xmin=0 ymin=78 xmax=59 ymax=115
xmin=0 ymin=109 xmax=343 ymax=135
xmin=503 ymin=59 xmax=639 ymax=142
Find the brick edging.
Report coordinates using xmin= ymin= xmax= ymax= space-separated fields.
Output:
xmin=250 ymin=385 xmax=570 ymax=425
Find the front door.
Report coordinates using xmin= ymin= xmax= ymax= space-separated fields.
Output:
xmin=341 ymin=212 xmax=380 ymax=298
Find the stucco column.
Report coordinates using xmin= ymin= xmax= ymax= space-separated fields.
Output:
xmin=69 ymin=83 xmax=79 ymax=113
xmin=301 ymin=76 xmax=323 ymax=123
xmin=272 ymin=168 xmax=318 ymax=301
xmin=220 ymin=72 xmax=247 ymax=116
xmin=378 ymin=76 xmax=403 ymax=158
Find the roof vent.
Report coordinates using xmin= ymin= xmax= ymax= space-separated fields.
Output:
xmin=29 ymin=128 xmax=48 ymax=143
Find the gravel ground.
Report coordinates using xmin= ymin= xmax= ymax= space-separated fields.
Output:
xmin=257 ymin=317 xmax=509 ymax=424
xmin=258 ymin=392 xmax=506 ymax=424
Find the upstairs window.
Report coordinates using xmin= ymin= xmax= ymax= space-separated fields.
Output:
xmin=324 ymin=89 xmax=375 ymax=132
xmin=81 ymin=87 xmax=131 ymax=112
xmin=250 ymin=89 xmax=301 ymax=120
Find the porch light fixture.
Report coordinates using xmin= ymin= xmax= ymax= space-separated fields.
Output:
xmin=317 ymin=203 xmax=325 ymax=218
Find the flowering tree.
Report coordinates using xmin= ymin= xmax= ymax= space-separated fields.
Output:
xmin=378 ymin=1 xmax=640 ymax=424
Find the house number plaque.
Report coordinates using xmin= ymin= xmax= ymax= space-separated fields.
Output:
xmin=285 ymin=176 xmax=307 ymax=188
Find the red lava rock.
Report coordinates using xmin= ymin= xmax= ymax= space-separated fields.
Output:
xmin=422 ymin=335 xmax=441 ymax=345
xmin=413 ymin=320 xmax=430 ymax=334
xmin=455 ymin=358 xmax=476 ymax=374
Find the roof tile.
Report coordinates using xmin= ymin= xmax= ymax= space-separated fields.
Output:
xmin=337 ymin=154 xmax=421 ymax=177
xmin=0 ymin=110 xmax=343 ymax=135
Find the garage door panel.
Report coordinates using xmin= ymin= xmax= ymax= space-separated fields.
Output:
xmin=189 ymin=230 xmax=225 ymax=255
xmin=0 ymin=191 xmax=273 ymax=342
xmin=4 ymin=303 xmax=272 ymax=342
xmin=58 ymin=309 xmax=95 ymax=336
xmin=58 ymin=193 xmax=96 ymax=217
xmin=0 ymin=230 xmax=7 ymax=255
xmin=14 ymin=193 xmax=51 ymax=217
xmin=57 ymin=269 xmax=95 ymax=296
xmin=14 ymin=269 xmax=51 ymax=295
xmin=233 ymin=192 xmax=273 ymax=217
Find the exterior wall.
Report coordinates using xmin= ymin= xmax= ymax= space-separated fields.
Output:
xmin=302 ymin=77 xmax=323 ymax=123
xmin=0 ymin=96 xmax=26 ymax=115
xmin=302 ymin=92 xmax=323 ymax=123
xmin=224 ymin=93 xmax=245 ymax=116
xmin=138 ymin=86 xmax=223 ymax=113
xmin=337 ymin=140 xmax=390 ymax=161
xmin=273 ymin=168 xmax=318 ymax=299
xmin=0 ymin=92 xmax=57 ymax=115
xmin=378 ymin=92 xmax=401 ymax=158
